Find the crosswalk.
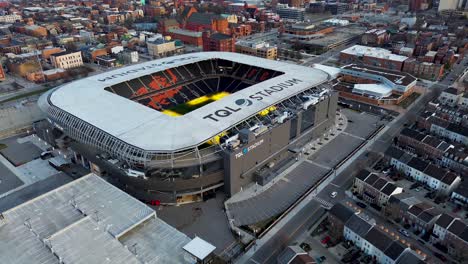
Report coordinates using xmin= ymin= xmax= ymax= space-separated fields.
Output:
xmin=313 ymin=196 xmax=334 ymax=209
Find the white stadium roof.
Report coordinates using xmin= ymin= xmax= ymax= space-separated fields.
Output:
xmin=47 ymin=52 xmax=329 ymax=152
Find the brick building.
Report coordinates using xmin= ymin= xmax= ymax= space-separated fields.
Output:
xmin=185 ymin=13 xmax=229 ymax=34
xmin=339 ymin=45 xmax=408 ymax=71
xmin=402 ymin=58 xmax=444 ymax=81
xmin=202 ymin=32 xmax=235 ymax=52
xmin=167 ymin=28 xmax=203 ymax=47
xmin=361 ymin=29 xmax=389 ymax=46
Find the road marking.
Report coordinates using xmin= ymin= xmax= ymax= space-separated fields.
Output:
xmin=330 ymin=182 xmax=340 ymax=187
xmin=341 ymin=131 xmax=365 ymax=141
xmin=304 ymin=160 xmax=331 ymax=170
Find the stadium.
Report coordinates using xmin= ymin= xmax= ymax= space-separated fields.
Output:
xmin=37 ymin=52 xmax=338 ymax=204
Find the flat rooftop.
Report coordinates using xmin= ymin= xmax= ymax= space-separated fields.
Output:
xmin=341 ymin=45 xmax=408 ymax=62
xmin=342 ymin=64 xmax=417 ymax=86
xmin=0 ymin=173 xmax=192 ymax=264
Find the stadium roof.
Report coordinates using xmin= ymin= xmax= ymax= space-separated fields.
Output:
xmin=46 ymin=52 xmax=329 ymax=152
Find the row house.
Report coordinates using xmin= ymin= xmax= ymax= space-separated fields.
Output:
xmin=327 ymin=203 xmax=355 ymax=242
xmin=429 ymin=104 xmax=468 ymax=127
xmin=431 ymin=214 xmax=468 ymax=262
xmin=431 ymin=121 xmax=468 ymax=145
xmin=386 ymin=193 xmax=422 ymax=221
xmin=459 ymin=94 xmax=468 ymax=109
xmin=386 ymin=146 xmax=461 ymax=196
xmin=397 ymin=128 xmax=452 ymax=161
xmin=441 ymin=147 xmax=468 ymax=176
xmin=451 ymin=180 xmax=468 ymax=206
xmin=404 ymin=202 xmax=441 ymax=235
xmin=343 ymin=213 xmax=424 ymax=264
xmin=423 ymin=164 xmax=461 ymax=195
xmin=354 ymin=170 xmax=403 ymax=207
xmin=439 ymin=87 xmax=463 ymax=107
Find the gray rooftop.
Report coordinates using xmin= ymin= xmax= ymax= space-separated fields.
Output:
xmin=345 ymin=214 xmax=373 ymax=238
xmin=0 ymin=173 xmax=192 ymax=264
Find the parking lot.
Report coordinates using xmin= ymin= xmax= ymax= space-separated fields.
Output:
xmin=0 ymin=162 xmax=23 ymax=196
xmin=309 ymin=108 xmax=386 ymax=170
xmin=157 ymin=191 xmax=237 ymax=257
xmin=0 ymin=135 xmax=42 ymax=166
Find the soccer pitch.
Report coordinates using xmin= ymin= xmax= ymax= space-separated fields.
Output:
xmin=162 ymin=91 xmax=230 ymax=116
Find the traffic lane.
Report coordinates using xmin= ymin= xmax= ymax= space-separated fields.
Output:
xmin=316 ymin=183 xmax=344 ymax=202
xmin=249 ymin=201 xmax=326 ymax=264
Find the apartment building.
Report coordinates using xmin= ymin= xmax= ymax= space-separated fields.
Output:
xmin=235 ymin=40 xmax=277 ymax=60
xmin=202 ymin=32 xmax=235 ymax=52
xmin=50 ymin=51 xmax=83 ymax=69
xmin=402 ymin=58 xmax=444 ymax=81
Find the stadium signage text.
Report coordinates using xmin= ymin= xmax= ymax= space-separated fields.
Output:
xmin=235 ymin=139 xmax=264 ymax=159
xmin=203 ymin=78 xmax=303 ymax=122
xmin=96 ymin=56 xmax=199 ymax=82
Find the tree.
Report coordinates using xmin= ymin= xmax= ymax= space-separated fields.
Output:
xmin=444 ymin=62 xmax=452 ymax=71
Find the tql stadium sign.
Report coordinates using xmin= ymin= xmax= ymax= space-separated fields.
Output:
xmin=203 ymin=78 xmax=304 ymax=122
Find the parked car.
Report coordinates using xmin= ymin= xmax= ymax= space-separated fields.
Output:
xmin=300 ymin=242 xmax=311 ymax=252
xmin=399 ymin=229 xmax=410 ymax=237
xmin=321 ymin=236 xmax=331 ymax=245
xmin=356 ymin=202 xmax=367 ymax=208
xmin=434 ymin=252 xmax=447 ymax=261
xmin=330 ymin=191 xmax=338 ymax=198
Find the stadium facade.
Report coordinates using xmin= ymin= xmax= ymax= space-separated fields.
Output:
xmin=37 ymin=52 xmax=338 ymax=204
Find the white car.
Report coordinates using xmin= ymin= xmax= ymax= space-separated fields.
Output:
xmin=330 ymin=191 xmax=338 ymax=198
xmin=399 ymin=229 xmax=410 ymax=237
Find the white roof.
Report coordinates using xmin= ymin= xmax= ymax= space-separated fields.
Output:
xmin=353 ymin=83 xmax=393 ymax=98
xmin=47 ymin=52 xmax=329 ymax=152
xmin=341 ymin=45 xmax=408 ymax=62
xmin=313 ymin=64 xmax=341 ymax=78
xmin=183 ymin=237 xmax=216 ymax=260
